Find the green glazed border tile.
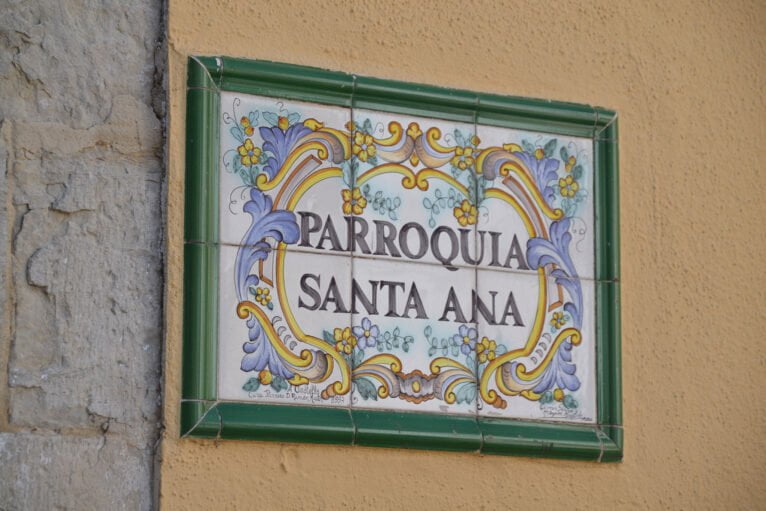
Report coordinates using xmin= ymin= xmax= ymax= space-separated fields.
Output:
xmin=184 ymin=84 xmax=220 ymax=243
xmin=596 ymin=280 xmax=622 ymax=427
xmin=182 ymin=242 xmax=218 ymax=401
xmin=479 ymin=418 xmax=603 ymax=461
xmin=217 ymin=402 xmax=354 ymax=444
xmin=352 ymin=410 xmax=481 ymax=452
xmin=220 ymin=58 xmax=354 ymax=107
xmin=187 ymin=56 xmax=222 ymax=89
xmin=477 ymin=92 xmax=600 ymax=138
xmin=599 ymin=425 xmax=623 ymax=462
xmin=352 ymin=75 xmax=478 ymax=123
xmin=180 ymin=400 xmax=220 ymax=438
xmin=594 ymin=123 xmax=620 ymax=282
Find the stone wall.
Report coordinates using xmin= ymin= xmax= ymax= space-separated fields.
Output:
xmin=0 ymin=1 xmax=164 ymax=509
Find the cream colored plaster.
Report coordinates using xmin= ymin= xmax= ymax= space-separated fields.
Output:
xmin=162 ymin=0 xmax=766 ymax=508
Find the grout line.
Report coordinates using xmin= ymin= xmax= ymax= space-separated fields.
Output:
xmin=180 ymin=400 xmax=221 ymax=439
xmin=596 ymin=425 xmax=605 ymax=463
xmin=215 ymin=403 xmax=223 ymax=441
xmin=189 ymin=55 xmax=221 ymax=91
xmin=596 ymin=112 xmax=619 ymax=136
xmin=592 ymin=108 xmax=600 ymax=138
xmin=193 ymin=240 xmax=615 ymax=283
xmin=473 ymin=97 xmax=482 ymax=440
xmin=349 ymin=72 xmax=358 ymax=448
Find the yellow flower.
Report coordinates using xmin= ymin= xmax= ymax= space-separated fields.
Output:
xmin=352 ymin=131 xmax=377 ymax=162
xmin=341 ymin=188 xmax=367 ymax=215
xmin=237 ymin=138 xmax=262 ymax=167
xmin=553 ymin=388 xmax=565 ymax=402
xmin=259 ymin=369 xmax=273 ymax=385
xmin=534 ymin=148 xmax=545 ymax=160
xmin=333 ymin=327 xmax=357 ymax=355
xmin=451 ymin=146 xmax=475 ymax=170
xmin=453 ymin=199 xmax=477 ymax=226
xmin=550 ymin=311 xmax=566 ymax=329
xmin=240 ymin=116 xmax=254 ymax=136
xmin=559 ymin=175 xmax=579 ymax=198
xmin=255 ymin=287 xmax=271 ymax=306
xmin=565 ymin=155 xmax=576 ymax=173
xmin=477 ymin=336 xmax=497 ymax=363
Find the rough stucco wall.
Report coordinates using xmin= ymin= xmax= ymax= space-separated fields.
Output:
xmin=0 ymin=1 xmax=164 ymax=509
xmin=162 ymin=0 xmax=766 ymax=509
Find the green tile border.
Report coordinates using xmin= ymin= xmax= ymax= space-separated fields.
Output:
xmin=218 ymin=403 xmax=354 ymax=444
xmin=182 ymin=58 xmax=220 ymax=406
xmin=353 ymin=410 xmax=482 ymax=452
xmin=184 ymin=58 xmax=220 ymax=243
xmin=221 ymin=57 xmax=354 ymax=107
xmin=181 ymin=56 xmax=622 ymax=461
xmin=353 ymin=75 xmax=478 ymax=123
xmin=481 ymin=418 xmax=601 ymax=460
xmin=181 ymin=242 xmax=218 ymax=402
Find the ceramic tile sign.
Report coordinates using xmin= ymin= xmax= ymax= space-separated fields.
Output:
xmin=215 ymin=90 xmax=598 ymax=424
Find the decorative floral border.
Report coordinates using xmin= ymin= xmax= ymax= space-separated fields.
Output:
xmin=222 ymin=97 xmax=591 ymax=415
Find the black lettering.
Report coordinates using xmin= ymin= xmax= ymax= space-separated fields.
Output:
xmin=319 ymin=277 xmax=349 ymax=313
xmin=504 ymin=234 xmax=529 ymax=270
xmin=431 ymin=226 xmax=459 ymax=270
xmin=459 ymin=228 xmax=483 ymax=265
xmin=298 ymin=273 xmax=321 ymax=310
xmin=346 ymin=216 xmax=372 ymax=254
xmin=439 ymin=287 xmax=468 ymax=323
xmin=500 ymin=291 xmax=524 ymax=326
xmin=471 ymin=290 xmax=498 ymax=325
xmin=351 ymin=279 xmax=378 ymax=315
xmin=398 ymin=222 xmax=428 ymax=259
xmin=488 ymin=231 xmax=502 ymax=267
xmin=402 ymin=283 xmax=427 ymax=319
xmin=316 ymin=215 xmax=344 ymax=251
xmin=379 ymin=280 xmax=405 ymax=317
xmin=373 ymin=220 xmax=402 ymax=258
xmin=298 ymin=212 xmax=322 ymax=247
xmin=474 ymin=230 xmax=487 ymax=265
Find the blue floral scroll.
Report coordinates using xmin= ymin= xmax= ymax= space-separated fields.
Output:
xmin=525 ymin=217 xmax=583 ymax=392
xmin=259 ymin=123 xmax=312 ymax=180
xmin=235 ymin=188 xmax=299 ymax=376
xmin=515 ymin=151 xmax=560 ymax=207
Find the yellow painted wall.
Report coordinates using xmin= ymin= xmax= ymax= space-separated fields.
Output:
xmin=162 ymin=0 xmax=766 ymax=508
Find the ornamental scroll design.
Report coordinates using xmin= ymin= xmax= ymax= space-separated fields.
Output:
xmin=221 ymin=97 xmax=590 ymax=413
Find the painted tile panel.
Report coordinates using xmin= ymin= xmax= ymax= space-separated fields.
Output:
xmin=218 ymin=91 xmax=352 ymax=251
xmin=350 ymin=257 xmax=477 ymax=415
xmin=350 ymin=109 xmax=478 ymax=269
xmin=475 ymin=124 xmax=595 ymax=280
xmin=476 ymin=269 xmax=596 ymax=423
xmin=212 ymin=93 xmax=600 ymax=420
xmin=218 ymin=245 xmax=352 ymax=407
